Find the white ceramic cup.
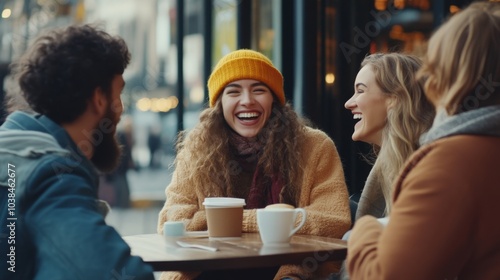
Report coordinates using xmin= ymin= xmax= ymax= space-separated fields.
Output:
xmin=203 ymin=197 xmax=246 ymax=238
xmin=163 ymin=221 xmax=185 ymax=246
xmin=257 ymin=208 xmax=307 ymax=245
xmin=163 ymin=221 xmax=185 ymax=237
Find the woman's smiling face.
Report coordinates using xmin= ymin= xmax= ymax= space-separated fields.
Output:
xmin=344 ymin=65 xmax=392 ymax=146
xmin=221 ymin=79 xmax=274 ymax=138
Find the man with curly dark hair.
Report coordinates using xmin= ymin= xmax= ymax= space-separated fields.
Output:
xmin=0 ymin=25 xmax=154 ymax=280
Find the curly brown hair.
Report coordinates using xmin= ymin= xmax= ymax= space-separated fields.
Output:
xmin=174 ymin=101 xmax=310 ymax=206
xmin=11 ymin=24 xmax=130 ymax=124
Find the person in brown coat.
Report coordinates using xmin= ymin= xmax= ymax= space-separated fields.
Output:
xmin=347 ymin=2 xmax=500 ymax=279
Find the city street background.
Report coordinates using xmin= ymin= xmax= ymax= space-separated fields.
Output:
xmin=105 ymin=167 xmax=172 ymax=237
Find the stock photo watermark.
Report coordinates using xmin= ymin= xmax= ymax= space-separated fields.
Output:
xmin=340 ymin=5 xmax=401 ymax=63
xmin=6 ymin=163 xmax=17 ymax=273
xmin=458 ymin=74 xmax=500 ymax=112
xmin=51 ymin=98 xmax=123 ymax=179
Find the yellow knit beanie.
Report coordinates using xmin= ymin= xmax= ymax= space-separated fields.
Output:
xmin=207 ymin=49 xmax=285 ymax=107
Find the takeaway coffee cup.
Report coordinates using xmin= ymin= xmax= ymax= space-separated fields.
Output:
xmin=203 ymin=197 xmax=246 ymax=238
xmin=257 ymin=207 xmax=307 ymax=245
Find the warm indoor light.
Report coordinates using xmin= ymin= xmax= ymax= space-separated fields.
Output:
xmin=325 ymin=73 xmax=335 ymax=84
xmin=2 ymin=9 xmax=12 ymax=19
xmin=394 ymin=0 xmax=405 ymax=9
xmin=136 ymin=96 xmax=178 ymax=112
xmin=136 ymin=98 xmax=152 ymax=112
xmin=449 ymin=5 xmax=460 ymax=14
xmin=374 ymin=0 xmax=387 ymax=11
xmin=189 ymin=85 xmax=204 ymax=104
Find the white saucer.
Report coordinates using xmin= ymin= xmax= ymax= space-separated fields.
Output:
xmin=185 ymin=231 xmax=209 ymax=238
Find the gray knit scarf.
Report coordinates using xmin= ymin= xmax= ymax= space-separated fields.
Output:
xmin=355 ymin=168 xmax=386 ymax=220
xmin=420 ymin=105 xmax=500 ymax=145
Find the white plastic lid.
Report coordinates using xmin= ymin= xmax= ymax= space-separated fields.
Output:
xmin=202 ymin=197 xmax=246 ymax=207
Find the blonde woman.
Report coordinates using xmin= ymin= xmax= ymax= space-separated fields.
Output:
xmin=345 ymin=53 xmax=434 ymax=219
xmin=348 ymin=2 xmax=500 ymax=278
xmin=158 ymin=49 xmax=351 ymax=280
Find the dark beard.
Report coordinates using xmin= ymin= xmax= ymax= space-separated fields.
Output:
xmin=91 ymin=107 xmax=122 ymax=173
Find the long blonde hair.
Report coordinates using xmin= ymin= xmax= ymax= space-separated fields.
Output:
xmin=418 ymin=2 xmax=500 ymax=114
xmin=174 ymin=101 xmax=309 ymax=206
xmin=363 ymin=53 xmax=435 ymax=214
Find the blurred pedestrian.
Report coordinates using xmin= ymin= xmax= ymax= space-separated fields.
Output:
xmin=147 ymin=124 xmax=162 ymax=169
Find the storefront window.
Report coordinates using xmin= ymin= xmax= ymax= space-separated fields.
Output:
xmin=212 ymin=0 xmax=237 ymax=64
xmin=370 ymin=0 xmax=432 ymax=55
xmin=252 ymin=0 xmax=273 ymax=58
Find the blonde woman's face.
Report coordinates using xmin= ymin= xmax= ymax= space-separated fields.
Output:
xmin=221 ymin=79 xmax=274 ymax=138
xmin=345 ymin=65 xmax=392 ymax=146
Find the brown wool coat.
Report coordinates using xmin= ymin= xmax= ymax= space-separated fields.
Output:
xmin=348 ymin=135 xmax=500 ymax=280
xmin=158 ymin=127 xmax=351 ymax=280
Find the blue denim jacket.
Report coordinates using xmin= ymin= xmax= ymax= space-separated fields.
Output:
xmin=0 ymin=111 xmax=154 ymax=280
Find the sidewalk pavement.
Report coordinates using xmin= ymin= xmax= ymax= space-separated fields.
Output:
xmin=127 ymin=167 xmax=172 ymax=205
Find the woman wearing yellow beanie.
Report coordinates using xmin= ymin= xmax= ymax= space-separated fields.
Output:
xmin=157 ymin=49 xmax=351 ymax=280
